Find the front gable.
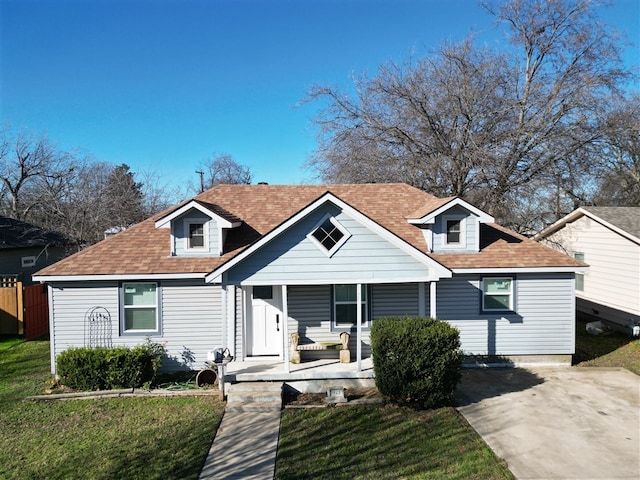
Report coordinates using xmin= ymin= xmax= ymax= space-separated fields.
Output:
xmin=206 ymin=193 xmax=451 ymax=285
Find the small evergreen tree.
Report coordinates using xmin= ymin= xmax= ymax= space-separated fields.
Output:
xmin=370 ymin=316 xmax=462 ymax=409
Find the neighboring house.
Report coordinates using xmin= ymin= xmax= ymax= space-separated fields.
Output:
xmin=34 ymin=183 xmax=585 ymax=373
xmin=536 ymin=207 xmax=640 ymax=336
xmin=0 ymin=217 xmax=72 ymax=285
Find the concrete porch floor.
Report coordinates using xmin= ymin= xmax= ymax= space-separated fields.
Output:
xmin=223 ymin=356 xmax=375 ymax=382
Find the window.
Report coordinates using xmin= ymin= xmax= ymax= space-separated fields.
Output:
xmin=446 ymin=219 xmax=462 ymax=244
xmin=21 ymin=256 xmax=36 ymax=268
xmin=482 ymin=277 xmax=514 ymax=311
xmin=308 ymin=215 xmax=350 ymax=256
xmin=574 ymin=252 xmax=585 ymax=291
xmin=253 ymin=285 xmax=273 ymax=300
xmin=187 ymin=222 xmax=206 ymax=249
xmin=334 ymin=284 xmax=368 ymax=328
xmin=122 ymin=283 xmax=159 ymax=333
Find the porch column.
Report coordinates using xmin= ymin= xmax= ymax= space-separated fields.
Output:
xmin=282 ymin=284 xmax=290 ymax=373
xmin=221 ymin=285 xmax=228 ymax=350
xmin=429 ymin=281 xmax=437 ymax=318
xmin=357 ymin=282 xmax=362 ymax=372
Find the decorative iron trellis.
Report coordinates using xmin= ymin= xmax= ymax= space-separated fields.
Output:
xmin=84 ymin=306 xmax=112 ymax=348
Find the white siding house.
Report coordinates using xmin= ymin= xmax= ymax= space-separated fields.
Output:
xmin=536 ymin=207 xmax=640 ymax=335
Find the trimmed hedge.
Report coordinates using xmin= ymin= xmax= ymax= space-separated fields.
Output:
xmin=56 ymin=339 xmax=165 ymax=391
xmin=370 ymin=316 xmax=463 ymax=409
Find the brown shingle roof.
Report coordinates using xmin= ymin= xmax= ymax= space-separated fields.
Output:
xmin=35 ymin=183 xmax=582 ymax=277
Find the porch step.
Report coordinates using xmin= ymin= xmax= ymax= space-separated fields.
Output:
xmin=225 ymin=382 xmax=283 ymax=412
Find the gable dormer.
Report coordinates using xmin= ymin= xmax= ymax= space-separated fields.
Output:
xmin=407 ymin=198 xmax=494 ymax=253
xmin=155 ymin=200 xmax=241 ymax=256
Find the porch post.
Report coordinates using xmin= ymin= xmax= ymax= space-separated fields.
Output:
xmin=282 ymin=284 xmax=290 ymax=373
xmin=429 ymin=281 xmax=437 ymax=318
xmin=357 ymin=282 xmax=362 ymax=372
xmin=221 ymin=285 xmax=228 ymax=351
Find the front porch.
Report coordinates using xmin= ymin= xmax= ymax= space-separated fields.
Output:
xmin=223 ymin=356 xmax=374 ymax=383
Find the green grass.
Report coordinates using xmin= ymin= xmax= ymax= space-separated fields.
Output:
xmin=0 ymin=339 xmax=224 ymax=480
xmin=574 ymin=317 xmax=640 ymax=375
xmin=276 ymin=406 xmax=514 ymax=480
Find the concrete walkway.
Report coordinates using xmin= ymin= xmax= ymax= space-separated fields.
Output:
xmin=199 ymin=410 xmax=281 ymax=480
xmin=456 ymin=367 xmax=640 ymax=480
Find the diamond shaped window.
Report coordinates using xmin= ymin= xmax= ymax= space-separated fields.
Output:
xmin=309 ymin=216 xmax=350 ymax=256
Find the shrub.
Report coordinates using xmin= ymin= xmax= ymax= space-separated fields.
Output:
xmin=370 ymin=316 xmax=463 ymax=409
xmin=56 ymin=338 xmax=166 ymax=391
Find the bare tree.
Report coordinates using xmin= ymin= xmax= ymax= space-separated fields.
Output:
xmin=0 ymin=129 xmax=75 ymax=221
xmin=306 ymin=0 xmax=630 ymax=229
xmin=593 ymin=92 xmax=640 ymax=206
xmin=198 ymin=153 xmax=252 ymax=192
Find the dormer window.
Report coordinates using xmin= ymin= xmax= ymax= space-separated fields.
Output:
xmin=446 ymin=219 xmax=462 ymax=244
xmin=308 ymin=215 xmax=351 ymax=257
xmin=187 ymin=221 xmax=207 ymax=250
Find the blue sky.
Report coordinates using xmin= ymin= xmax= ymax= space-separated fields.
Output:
xmin=2 ymin=0 xmax=638 ymax=193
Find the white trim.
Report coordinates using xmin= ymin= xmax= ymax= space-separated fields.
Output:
xmin=306 ymin=213 xmax=351 ymax=257
xmin=205 ymin=192 xmax=452 ymax=283
xmin=155 ymin=200 xmax=241 ymax=229
xmin=282 ymin=285 xmax=290 ymax=373
xmin=452 ymin=267 xmax=589 ymax=274
xmin=535 ymin=207 xmax=640 ymax=245
xmin=356 ymin=282 xmax=362 ymax=372
xmin=21 ymin=256 xmax=37 ymax=268
xmin=33 ymin=273 xmax=206 ymax=282
xmin=408 ymin=197 xmax=494 ymax=225
xmin=482 ymin=277 xmax=514 ymax=312
xmin=442 ymin=215 xmax=467 ymax=249
xmin=184 ymin=218 xmax=210 ymax=252
xmin=121 ymin=282 xmax=160 ymax=334
xmin=209 ymin=275 xmax=436 ymax=286
xmin=429 ymin=281 xmax=437 ymax=318
xmin=222 ymin=285 xmax=228 ymax=353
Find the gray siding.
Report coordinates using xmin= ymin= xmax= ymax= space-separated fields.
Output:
xmin=436 ymin=273 xmax=574 ymax=355
xmin=49 ymin=280 xmax=223 ymax=373
xmin=432 ymin=206 xmax=478 ymax=253
xmin=287 ymin=282 xmax=422 ymax=360
xmin=161 ymin=280 xmax=223 ymax=370
xmin=371 ymin=283 xmax=420 ymax=318
xmin=226 ymin=204 xmax=431 ymax=285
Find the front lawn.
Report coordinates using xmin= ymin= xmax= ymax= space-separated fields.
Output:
xmin=574 ymin=316 xmax=640 ymax=375
xmin=276 ymin=406 xmax=514 ymax=480
xmin=0 ymin=338 xmax=224 ymax=480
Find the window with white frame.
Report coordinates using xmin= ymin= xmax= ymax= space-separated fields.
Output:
xmin=186 ymin=221 xmax=206 ymax=250
xmin=333 ymin=284 xmax=368 ymax=328
xmin=121 ymin=283 xmax=160 ymax=334
xmin=444 ymin=217 xmax=465 ymax=247
xmin=308 ymin=215 xmax=350 ymax=256
xmin=574 ymin=252 xmax=585 ymax=291
xmin=21 ymin=256 xmax=36 ymax=268
xmin=482 ymin=277 xmax=514 ymax=311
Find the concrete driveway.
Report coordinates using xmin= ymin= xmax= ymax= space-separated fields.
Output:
xmin=456 ymin=367 xmax=640 ymax=480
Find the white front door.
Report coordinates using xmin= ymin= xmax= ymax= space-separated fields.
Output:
xmin=249 ymin=286 xmax=283 ymax=356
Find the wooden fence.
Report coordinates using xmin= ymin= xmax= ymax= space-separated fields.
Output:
xmin=0 ymin=278 xmax=49 ymax=340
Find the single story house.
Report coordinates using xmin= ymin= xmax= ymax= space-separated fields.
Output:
xmin=34 ymin=183 xmax=586 ymax=374
xmin=535 ymin=207 xmax=640 ymax=336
